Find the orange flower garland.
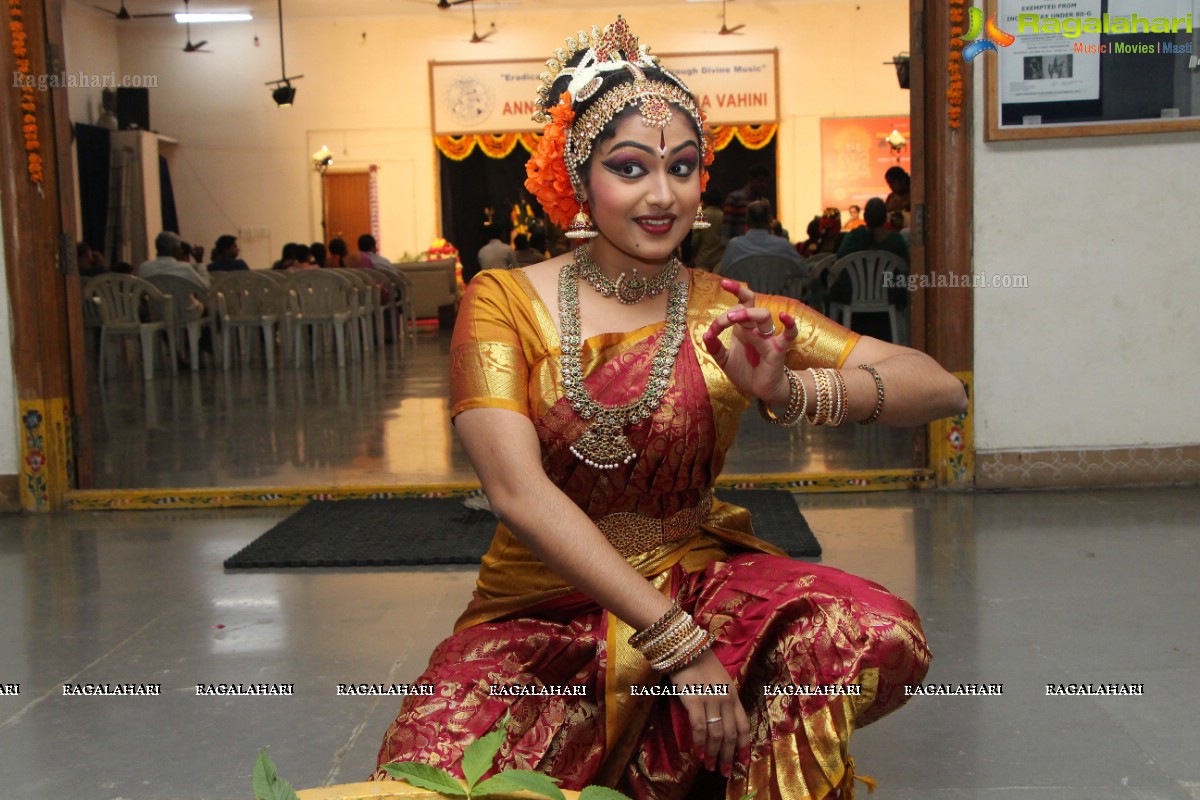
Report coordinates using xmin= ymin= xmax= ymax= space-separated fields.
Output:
xmin=9 ymin=0 xmax=43 ymax=183
xmin=524 ymin=92 xmax=580 ymax=229
xmin=948 ymin=0 xmax=966 ymax=129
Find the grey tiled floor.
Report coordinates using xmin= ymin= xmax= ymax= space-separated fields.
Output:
xmin=1 ymin=488 xmax=1197 ymax=799
xmin=84 ymin=328 xmax=915 ymax=489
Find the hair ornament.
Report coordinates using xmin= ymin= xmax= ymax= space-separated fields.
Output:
xmin=524 ymin=16 xmax=711 ymax=228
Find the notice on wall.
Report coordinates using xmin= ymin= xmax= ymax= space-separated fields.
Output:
xmin=429 ymin=50 xmax=777 ymax=135
xmin=997 ymin=0 xmax=1103 ymax=104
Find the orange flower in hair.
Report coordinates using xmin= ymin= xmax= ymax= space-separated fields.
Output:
xmin=524 ymin=92 xmax=581 ymax=229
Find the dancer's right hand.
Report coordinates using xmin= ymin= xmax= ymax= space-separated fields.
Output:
xmin=670 ymin=649 xmax=750 ymax=777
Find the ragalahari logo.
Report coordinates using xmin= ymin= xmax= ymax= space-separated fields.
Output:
xmin=958 ymin=7 xmax=1015 ymax=61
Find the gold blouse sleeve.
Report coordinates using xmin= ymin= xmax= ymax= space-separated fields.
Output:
xmin=450 ymin=272 xmax=531 ymax=418
xmin=757 ymin=293 xmax=861 ymax=370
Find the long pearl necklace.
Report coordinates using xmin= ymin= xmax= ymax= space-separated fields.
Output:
xmin=558 ymin=256 xmax=689 ymax=469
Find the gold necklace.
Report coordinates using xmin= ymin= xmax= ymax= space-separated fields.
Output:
xmin=574 ymin=244 xmax=681 ymax=305
xmin=558 ymin=258 xmax=689 ymax=469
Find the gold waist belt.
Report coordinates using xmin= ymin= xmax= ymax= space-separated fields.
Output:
xmin=595 ymin=492 xmax=714 ymax=558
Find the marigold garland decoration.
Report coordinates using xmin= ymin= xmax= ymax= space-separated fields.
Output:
xmin=524 ymin=92 xmax=580 ymax=229
xmin=948 ymin=0 xmax=966 ymax=129
xmin=10 ymin=0 xmax=43 ymax=183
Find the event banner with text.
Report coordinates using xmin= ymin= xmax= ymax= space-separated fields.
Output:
xmin=430 ymin=51 xmax=778 ymax=135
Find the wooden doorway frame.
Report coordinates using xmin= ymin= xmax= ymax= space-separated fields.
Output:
xmin=4 ymin=0 xmax=975 ymax=511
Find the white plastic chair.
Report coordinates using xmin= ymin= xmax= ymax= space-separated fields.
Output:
xmin=213 ymin=272 xmax=290 ymax=370
xmin=285 ymin=271 xmax=360 ymax=368
xmin=827 ymin=250 xmax=908 ymax=343
xmin=144 ymin=274 xmax=216 ymax=372
xmin=84 ymin=274 xmax=176 ymax=381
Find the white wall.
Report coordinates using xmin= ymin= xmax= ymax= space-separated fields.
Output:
xmin=105 ymin=1 xmax=908 ymax=264
xmin=972 ymin=72 xmax=1200 ymax=452
xmin=62 ymin=1 xmax=121 ymax=125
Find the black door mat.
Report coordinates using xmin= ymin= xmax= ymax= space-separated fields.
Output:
xmin=223 ymin=490 xmax=819 ymax=569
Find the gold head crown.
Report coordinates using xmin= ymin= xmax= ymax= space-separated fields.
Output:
xmin=529 ymin=16 xmax=707 ymax=203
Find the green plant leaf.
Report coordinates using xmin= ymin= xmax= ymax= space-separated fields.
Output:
xmin=382 ymin=762 xmax=468 ymax=796
xmin=461 ymin=724 xmax=507 ymax=789
xmin=578 ymin=786 xmax=636 ymax=800
xmin=251 ymin=749 xmax=300 ymax=800
xmin=472 ymin=769 xmax=565 ymax=800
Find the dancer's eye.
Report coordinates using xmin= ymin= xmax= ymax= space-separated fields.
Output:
xmin=602 ymin=158 xmax=648 ymax=178
xmin=670 ymin=158 xmax=698 ymax=177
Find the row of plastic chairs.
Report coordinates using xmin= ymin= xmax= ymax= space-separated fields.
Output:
xmin=82 ymin=268 xmax=413 ymax=380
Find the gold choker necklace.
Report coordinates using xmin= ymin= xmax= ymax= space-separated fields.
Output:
xmin=574 ymin=245 xmax=681 ymax=305
xmin=559 ymin=258 xmax=689 ymax=469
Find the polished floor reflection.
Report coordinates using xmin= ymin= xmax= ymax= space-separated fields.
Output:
xmin=1 ymin=488 xmax=1196 ymax=799
xmin=86 ymin=329 xmax=915 ymax=489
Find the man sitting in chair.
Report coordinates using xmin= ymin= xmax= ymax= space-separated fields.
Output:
xmin=719 ymin=200 xmax=808 ymax=288
xmin=138 ymin=231 xmax=211 ymax=289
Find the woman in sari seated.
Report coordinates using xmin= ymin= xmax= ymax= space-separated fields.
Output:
xmin=375 ymin=17 xmax=967 ymax=800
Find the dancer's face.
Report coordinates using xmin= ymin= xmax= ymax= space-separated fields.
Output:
xmin=583 ymin=111 xmax=702 ymax=266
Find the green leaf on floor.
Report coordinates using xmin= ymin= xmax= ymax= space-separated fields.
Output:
xmin=252 ymin=749 xmax=300 ymax=800
xmin=383 ymin=762 xmax=468 ymax=796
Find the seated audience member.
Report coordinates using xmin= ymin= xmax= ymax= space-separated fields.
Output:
xmin=113 ymin=262 xmax=134 ymax=274
xmin=209 ymin=235 xmax=251 ymax=272
xmin=512 ymin=234 xmax=543 ymax=267
xmin=77 ymin=241 xmax=108 ymax=278
xmin=326 ymin=238 xmax=350 ymax=269
xmin=357 ymin=234 xmax=395 ymax=271
xmin=798 ymin=208 xmax=841 ymax=258
xmin=290 ymin=244 xmax=317 ymax=269
xmin=836 ymin=197 xmax=908 ymax=262
xmin=272 ymin=243 xmax=300 ymax=270
xmin=139 ymin=231 xmax=210 ymax=289
xmin=842 ymin=204 xmax=866 ymax=232
xmin=688 ymin=189 xmax=725 ymax=271
xmin=478 ymin=225 xmax=518 ymax=271
xmin=310 ymin=242 xmax=327 ymax=270
xmin=191 ymin=243 xmax=206 ymax=265
xmin=720 ymin=200 xmax=808 ymax=277
xmin=829 ymin=197 xmax=910 ymax=336
xmin=722 ymin=164 xmax=770 ymax=243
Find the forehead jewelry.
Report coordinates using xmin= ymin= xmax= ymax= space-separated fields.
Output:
xmin=658 ymin=129 xmax=667 ymax=159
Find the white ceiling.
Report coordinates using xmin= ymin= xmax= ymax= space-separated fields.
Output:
xmin=90 ymin=0 xmax=814 ymax=21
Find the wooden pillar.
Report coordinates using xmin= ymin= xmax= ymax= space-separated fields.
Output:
xmin=1 ymin=0 xmax=82 ymax=510
xmin=910 ymin=0 xmax=975 ymax=488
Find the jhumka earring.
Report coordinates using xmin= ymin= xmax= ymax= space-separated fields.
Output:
xmin=691 ymin=204 xmax=711 ymax=230
xmin=566 ymin=206 xmax=599 ymax=239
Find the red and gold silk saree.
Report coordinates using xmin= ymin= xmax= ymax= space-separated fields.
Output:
xmin=374 ymin=268 xmax=930 ymax=800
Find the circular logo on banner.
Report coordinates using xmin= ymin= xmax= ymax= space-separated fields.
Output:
xmin=446 ymin=75 xmax=493 ymax=127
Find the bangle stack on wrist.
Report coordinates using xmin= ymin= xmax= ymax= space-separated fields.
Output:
xmin=755 ymin=368 xmax=805 ymax=427
xmin=629 ymin=599 xmax=713 ymax=673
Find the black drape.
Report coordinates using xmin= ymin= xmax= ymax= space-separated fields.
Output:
xmin=74 ymin=124 xmax=110 ymax=251
xmin=706 ymin=135 xmax=780 ymax=220
xmin=439 ymin=146 xmax=531 ymax=283
xmin=159 ymin=155 xmax=179 ymax=234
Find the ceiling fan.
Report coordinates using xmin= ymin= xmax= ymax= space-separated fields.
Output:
xmin=94 ymin=0 xmax=172 ymax=20
xmin=435 ymin=0 xmax=473 ymax=7
xmin=468 ymin=1 xmax=495 ymax=43
xmin=181 ymin=0 xmax=209 ymax=51
xmin=719 ymin=0 xmax=745 ymax=35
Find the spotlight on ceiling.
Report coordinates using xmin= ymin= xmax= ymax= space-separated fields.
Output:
xmin=272 ymin=82 xmax=297 ymax=107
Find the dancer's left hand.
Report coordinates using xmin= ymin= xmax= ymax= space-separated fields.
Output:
xmin=702 ymin=279 xmax=799 ymax=407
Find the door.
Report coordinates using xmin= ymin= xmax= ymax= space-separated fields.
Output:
xmin=323 ymin=171 xmax=371 ymax=256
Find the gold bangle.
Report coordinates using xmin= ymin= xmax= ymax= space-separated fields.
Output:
xmin=756 ymin=369 xmax=804 ymax=427
xmin=629 ymin=599 xmax=683 ymax=648
xmin=809 ymin=368 xmax=831 ymax=425
xmin=857 ymin=364 xmax=885 ymax=425
xmin=829 ymin=368 xmax=849 ymax=427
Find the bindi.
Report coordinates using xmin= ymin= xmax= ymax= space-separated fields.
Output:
xmin=658 ymin=129 xmax=667 ymax=159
